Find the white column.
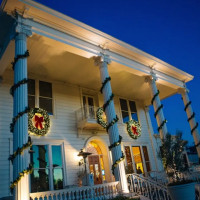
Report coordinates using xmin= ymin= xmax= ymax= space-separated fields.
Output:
xmin=146 ymin=72 xmax=167 ymax=139
xmin=94 ymin=53 xmax=129 ymax=193
xmin=13 ymin=16 xmax=32 ymax=200
xmin=180 ymin=87 xmax=200 ymax=159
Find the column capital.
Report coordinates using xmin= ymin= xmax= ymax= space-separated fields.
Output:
xmin=145 ymin=70 xmax=157 ymax=84
xmin=178 ymin=83 xmax=189 ymax=94
xmin=93 ymin=53 xmax=111 ymax=66
xmin=15 ymin=14 xmax=32 ymax=37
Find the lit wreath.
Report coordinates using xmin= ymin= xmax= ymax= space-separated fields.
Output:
xmin=96 ymin=107 xmax=107 ymax=128
xmin=126 ymin=119 xmax=141 ymax=139
xmin=28 ymin=108 xmax=50 ymax=136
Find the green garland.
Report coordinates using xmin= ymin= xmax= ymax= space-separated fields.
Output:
xmin=11 ymin=50 xmax=29 ymax=70
xmin=103 ymin=93 xmax=114 ymax=111
xmin=100 ymin=76 xmax=111 ymax=93
xmin=111 ymin=153 xmax=125 ymax=175
xmin=188 ymin=112 xmax=195 ymax=122
xmin=10 ymin=164 xmax=33 ymax=193
xmin=96 ymin=107 xmax=107 ymax=128
xmin=10 ymin=78 xmax=29 ymax=96
xmin=109 ymin=135 xmax=122 ymax=150
xmin=154 ymin=104 xmax=163 ymax=118
xmin=28 ymin=108 xmax=50 ymax=136
xmin=106 ymin=115 xmax=119 ymax=132
xmin=9 ymin=136 xmax=32 ymax=163
xmin=126 ymin=119 xmax=142 ymax=139
xmin=157 ymin=119 xmax=167 ymax=132
xmin=184 ymin=101 xmax=191 ymax=111
xmin=191 ymin=122 xmax=198 ymax=135
xmin=151 ymin=90 xmax=160 ymax=105
xmin=10 ymin=107 xmax=30 ymax=133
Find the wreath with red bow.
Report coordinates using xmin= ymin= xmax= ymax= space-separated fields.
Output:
xmin=126 ymin=119 xmax=141 ymax=139
xmin=28 ymin=108 xmax=50 ymax=136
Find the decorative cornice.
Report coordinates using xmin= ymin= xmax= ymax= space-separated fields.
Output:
xmin=93 ymin=53 xmax=111 ymax=66
xmin=15 ymin=13 xmax=32 ymax=37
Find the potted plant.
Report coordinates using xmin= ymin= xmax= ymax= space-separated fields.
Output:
xmin=159 ymin=132 xmax=195 ymax=200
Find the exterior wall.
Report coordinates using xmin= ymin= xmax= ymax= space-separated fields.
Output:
xmin=0 ymin=69 xmax=160 ymax=198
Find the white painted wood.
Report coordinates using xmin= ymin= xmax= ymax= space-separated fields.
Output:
xmin=180 ymin=88 xmax=200 ymax=159
xmin=13 ymin=32 xmax=30 ymax=200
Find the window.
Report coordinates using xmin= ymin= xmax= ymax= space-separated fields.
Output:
xmin=124 ymin=145 xmax=151 ymax=175
xmin=124 ymin=146 xmax=134 ymax=174
xmin=30 ymin=144 xmax=64 ymax=192
xmin=82 ymin=95 xmax=95 ymax=119
xmin=28 ymin=79 xmax=53 ymax=114
xmin=119 ymin=98 xmax=138 ymax=123
xmin=142 ymin=146 xmax=151 ymax=172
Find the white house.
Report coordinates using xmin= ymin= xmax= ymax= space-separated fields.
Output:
xmin=0 ymin=0 xmax=199 ymax=200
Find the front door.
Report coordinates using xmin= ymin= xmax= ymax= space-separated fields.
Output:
xmin=88 ymin=155 xmax=102 ymax=184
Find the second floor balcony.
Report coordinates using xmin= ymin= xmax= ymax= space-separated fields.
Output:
xmin=76 ymin=106 xmax=107 ymax=132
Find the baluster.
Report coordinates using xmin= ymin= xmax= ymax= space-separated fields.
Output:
xmin=145 ymin=181 xmax=150 ymax=199
xmin=67 ymin=191 xmax=71 ymax=200
xmin=104 ymin=186 xmax=107 ymax=199
xmin=90 ymin=188 xmax=94 ymax=200
xmin=149 ymin=183 xmax=153 ymax=200
xmin=71 ymin=191 xmax=75 ymax=200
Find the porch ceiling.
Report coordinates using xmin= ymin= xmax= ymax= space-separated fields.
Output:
xmin=4 ymin=34 xmax=177 ymax=105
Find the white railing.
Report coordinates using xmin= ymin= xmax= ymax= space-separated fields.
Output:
xmin=148 ymin=171 xmax=168 ymax=185
xmin=76 ymin=106 xmax=99 ymax=122
xmin=127 ymin=173 xmax=171 ymax=200
xmin=30 ymin=181 xmax=119 ymax=200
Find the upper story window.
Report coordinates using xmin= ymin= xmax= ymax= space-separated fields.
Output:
xmin=28 ymin=79 xmax=53 ymax=115
xmin=119 ymin=98 xmax=138 ymax=123
xmin=82 ymin=95 xmax=95 ymax=119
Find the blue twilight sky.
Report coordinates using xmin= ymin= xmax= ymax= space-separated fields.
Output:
xmin=3 ymin=0 xmax=200 ymax=144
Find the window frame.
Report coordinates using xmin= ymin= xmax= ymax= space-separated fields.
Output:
xmin=28 ymin=79 xmax=54 ymax=115
xmin=119 ymin=98 xmax=138 ymax=123
xmin=124 ymin=144 xmax=151 ymax=175
xmin=30 ymin=139 xmax=67 ymax=192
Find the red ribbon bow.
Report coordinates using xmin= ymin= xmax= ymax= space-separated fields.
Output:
xmin=34 ymin=115 xmax=44 ymax=130
xmin=131 ymin=125 xmax=138 ymax=135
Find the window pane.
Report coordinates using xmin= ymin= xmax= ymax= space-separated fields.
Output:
xmin=142 ymin=146 xmax=150 ymax=161
xmin=88 ymin=97 xmax=94 ymax=107
xmin=28 ymin=95 xmax=35 ymax=109
xmin=53 ymin=168 xmax=63 ymax=190
xmin=52 ymin=146 xmax=62 ymax=167
xmin=129 ymin=101 xmax=137 ymax=112
xmin=131 ymin=113 xmax=138 ymax=121
xmin=31 ymin=169 xmax=49 ymax=192
xmin=146 ymin=162 xmax=151 ymax=172
xmin=132 ymin=146 xmax=144 ymax=174
xmin=31 ymin=145 xmax=49 ymax=168
xmin=125 ymin=146 xmax=134 ymax=174
xmin=120 ymin=99 xmax=128 ymax=111
xmin=122 ymin=111 xmax=129 ymax=123
xmin=39 ymin=97 xmax=53 ymax=114
xmin=28 ymin=79 xmax=35 ymax=95
xmin=39 ymin=81 xmax=52 ymax=98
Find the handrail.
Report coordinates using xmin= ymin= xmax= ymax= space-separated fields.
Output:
xmin=30 ymin=181 xmax=119 ymax=200
xmin=127 ymin=173 xmax=171 ymax=200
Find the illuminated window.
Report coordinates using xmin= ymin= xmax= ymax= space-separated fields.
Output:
xmin=119 ymin=98 xmax=138 ymax=123
xmin=124 ymin=145 xmax=151 ymax=175
xmin=28 ymin=79 xmax=53 ymax=115
xmin=30 ymin=144 xmax=64 ymax=192
xmin=124 ymin=146 xmax=134 ymax=174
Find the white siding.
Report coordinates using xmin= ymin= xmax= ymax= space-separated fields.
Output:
xmin=0 ymin=70 xmax=162 ymax=197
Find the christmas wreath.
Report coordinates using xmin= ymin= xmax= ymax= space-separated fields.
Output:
xmin=28 ymin=108 xmax=50 ymax=136
xmin=126 ymin=119 xmax=141 ymax=139
xmin=96 ymin=107 xmax=107 ymax=128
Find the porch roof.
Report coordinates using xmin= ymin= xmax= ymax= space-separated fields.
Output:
xmin=0 ymin=0 xmax=194 ymax=105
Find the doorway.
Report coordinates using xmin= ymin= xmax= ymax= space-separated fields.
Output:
xmin=88 ymin=155 xmax=102 ymax=184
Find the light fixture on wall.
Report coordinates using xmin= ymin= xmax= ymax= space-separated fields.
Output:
xmin=77 ymin=149 xmax=92 ymax=173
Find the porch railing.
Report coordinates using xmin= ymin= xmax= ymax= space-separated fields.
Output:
xmin=76 ymin=106 xmax=99 ymax=122
xmin=30 ymin=181 xmax=119 ymax=200
xmin=127 ymin=173 xmax=171 ymax=200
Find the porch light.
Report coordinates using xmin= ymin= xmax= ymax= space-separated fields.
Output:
xmin=77 ymin=149 xmax=92 ymax=175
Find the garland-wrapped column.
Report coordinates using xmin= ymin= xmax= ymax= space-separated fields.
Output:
xmin=11 ymin=17 xmax=32 ymax=200
xmin=146 ymin=71 xmax=167 ymax=139
xmin=179 ymin=87 xmax=200 ymax=159
xmin=94 ymin=53 xmax=129 ymax=193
